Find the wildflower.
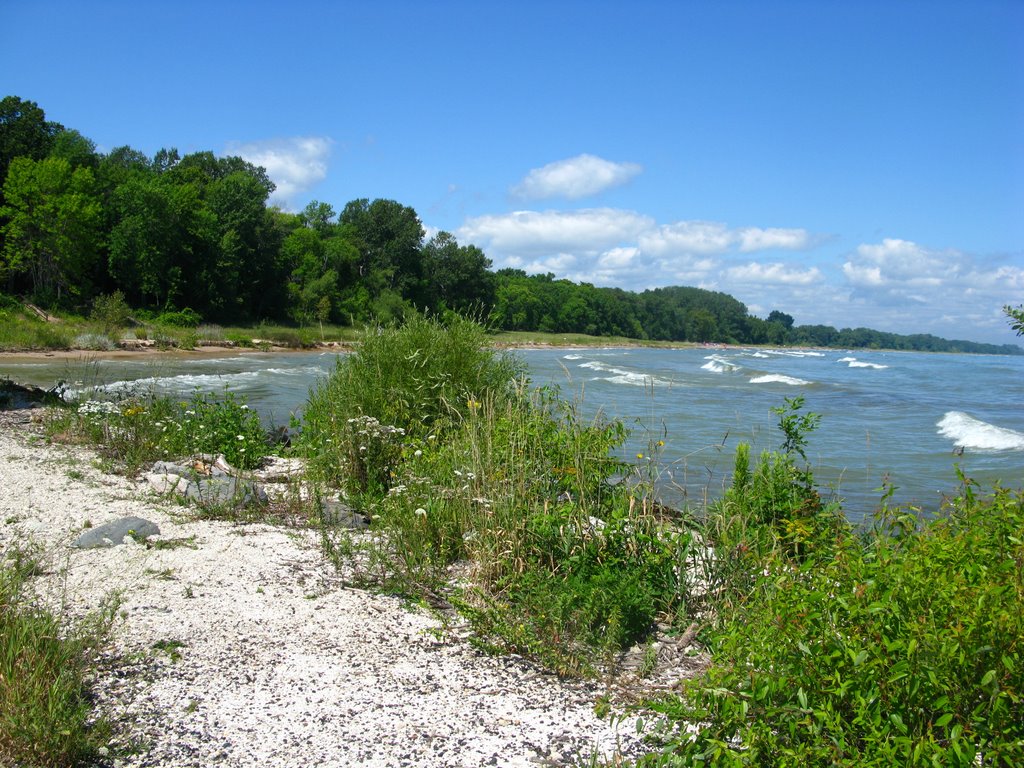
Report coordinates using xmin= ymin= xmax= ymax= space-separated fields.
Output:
xmin=657 ymin=440 xmax=665 ymax=447
xmin=414 ymin=507 xmax=427 ymax=517
xmin=414 ymin=450 xmax=423 ymax=458
xmin=237 ymin=435 xmax=245 ymax=440
xmin=637 ymin=453 xmax=644 ymax=459
xmin=467 ymin=399 xmax=480 ymax=410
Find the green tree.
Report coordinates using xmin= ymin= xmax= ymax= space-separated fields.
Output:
xmin=340 ymin=198 xmax=425 ymax=303
xmin=0 ymin=156 xmax=102 ymax=305
xmin=0 ymin=96 xmax=62 ymax=189
xmin=421 ymin=231 xmax=495 ymax=315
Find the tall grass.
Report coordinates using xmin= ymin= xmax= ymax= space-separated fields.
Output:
xmin=304 ymin=315 xmax=699 ymax=673
xmin=0 ymin=546 xmax=116 ymax=767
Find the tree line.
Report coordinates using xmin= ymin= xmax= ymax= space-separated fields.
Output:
xmin=1 ymin=96 xmax=1019 ymax=355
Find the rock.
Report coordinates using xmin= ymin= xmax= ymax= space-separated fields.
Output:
xmin=320 ymin=500 xmax=370 ymax=530
xmin=73 ymin=516 xmax=160 ymax=548
xmin=186 ymin=476 xmax=268 ymax=507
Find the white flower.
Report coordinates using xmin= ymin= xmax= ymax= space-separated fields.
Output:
xmin=414 ymin=450 xmax=423 ymax=458
xmin=414 ymin=507 xmax=427 ymax=517
xmin=237 ymin=435 xmax=245 ymax=440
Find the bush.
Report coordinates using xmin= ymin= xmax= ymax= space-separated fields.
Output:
xmin=643 ymin=416 xmax=1024 ymax=768
xmin=301 ymin=313 xmax=525 ymax=489
xmin=50 ymin=389 xmax=272 ymax=473
xmin=155 ymin=308 xmax=201 ymax=328
xmin=90 ymin=291 xmax=131 ymax=335
xmin=307 ymin=324 xmax=697 ymax=671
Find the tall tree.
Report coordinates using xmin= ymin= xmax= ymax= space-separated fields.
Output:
xmin=339 ymin=198 xmax=424 ymax=304
xmin=421 ymin=231 xmax=495 ymax=315
xmin=0 ymin=156 xmax=102 ymax=305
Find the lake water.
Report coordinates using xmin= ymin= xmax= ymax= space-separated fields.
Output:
xmin=3 ymin=346 xmax=1022 ymax=520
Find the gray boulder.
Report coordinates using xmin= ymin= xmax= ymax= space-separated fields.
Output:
xmin=73 ymin=516 xmax=160 ymax=548
xmin=320 ymin=500 xmax=370 ymax=530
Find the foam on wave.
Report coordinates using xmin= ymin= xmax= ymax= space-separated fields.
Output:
xmin=749 ymin=374 xmax=811 ymax=386
xmin=701 ymin=355 xmax=741 ymax=374
xmin=937 ymin=411 xmax=1024 ymax=451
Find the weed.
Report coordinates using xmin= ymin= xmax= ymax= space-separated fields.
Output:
xmin=0 ymin=544 xmax=116 ymax=767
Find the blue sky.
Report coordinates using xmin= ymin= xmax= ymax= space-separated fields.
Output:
xmin=2 ymin=0 xmax=1022 ymax=345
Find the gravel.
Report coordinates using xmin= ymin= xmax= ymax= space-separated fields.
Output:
xmin=0 ymin=424 xmax=655 ymax=767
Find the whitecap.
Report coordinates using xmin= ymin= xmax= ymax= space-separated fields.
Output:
xmin=937 ymin=411 xmax=1024 ymax=451
xmin=838 ymin=357 xmax=857 ymax=363
xmin=68 ymin=370 xmax=262 ymax=398
xmin=749 ymin=374 xmax=811 ymax=386
xmin=563 ymin=354 xmax=582 ymax=360
xmin=848 ymin=361 xmax=888 ymax=370
xmin=701 ymin=355 xmax=740 ymax=374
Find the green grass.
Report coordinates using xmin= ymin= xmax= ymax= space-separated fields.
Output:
xmin=0 ymin=545 xmax=116 ymax=767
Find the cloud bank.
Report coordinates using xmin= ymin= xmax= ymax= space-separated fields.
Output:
xmin=227 ymin=136 xmax=333 ymax=208
xmin=511 ymin=154 xmax=642 ymax=200
xmin=457 ymin=206 xmax=1022 ymax=344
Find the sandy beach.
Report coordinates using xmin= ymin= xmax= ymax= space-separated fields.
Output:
xmin=0 ymin=420 xmax=652 ymax=767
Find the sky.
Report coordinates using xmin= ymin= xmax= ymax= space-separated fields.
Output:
xmin=2 ymin=0 xmax=1022 ymax=345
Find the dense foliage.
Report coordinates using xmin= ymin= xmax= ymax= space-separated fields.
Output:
xmin=2 ymin=95 xmax=1020 ymax=355
xmin=640 ymin=409 xmax=1023 ymax=767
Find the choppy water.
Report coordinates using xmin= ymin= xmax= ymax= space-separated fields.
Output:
xmin=3 ymin=346 xmax=1022 ymax=520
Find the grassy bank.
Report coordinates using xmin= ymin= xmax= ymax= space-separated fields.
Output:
xmin=9 ymin=314 xmax=1022 ymax=765
xmin=0 ymin=294 xmax=361 ymax=352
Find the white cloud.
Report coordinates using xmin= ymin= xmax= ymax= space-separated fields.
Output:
xmin=835 ymin=238 xmax=1024 ymax=341
xmin=726 ymin=262 xmax=823 ymax=285
xmin=737 ymin=227 xmax=812 ymax=252
xmin=640 ymin=221 xmax=735 ymax=255
xmin=511 ymin=154 xmax=642 ymax=200
xmin=459 ymin=209 xmax=653 ymax=256
xmin=226 ymin=136 xmax=333 ymax=207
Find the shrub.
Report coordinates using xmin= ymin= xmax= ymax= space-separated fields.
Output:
xmin=50 ymin=389 xmax=271 ymax=473
xmin=301 ymin=313 xmax=525 ymax=489
xmin=90 ymin=291 xmax=132 ymax=335
xmin=155 ymin=308 xmax=201 ymax=328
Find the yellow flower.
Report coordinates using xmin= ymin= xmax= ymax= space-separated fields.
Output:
xmin=637 ymin=453 xmax=644 ymax=459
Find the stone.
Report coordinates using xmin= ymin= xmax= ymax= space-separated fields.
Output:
xmin=72 ymin=516 xmax=160 ymax=548
xmin=186 ymin=476 xmax=268 ymax=507
xmin=320 ymin=500 xmax=370 ymax=530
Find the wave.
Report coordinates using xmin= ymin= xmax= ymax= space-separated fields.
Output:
xmin=749 ymin=374 xmax=811 ymax=386
xmin=838 ymin=356 xmax=888 ymax=369
xmin=579 ymin=359 xmax=672 ymax=387
xmin=701 ymin=355 xmax=741 ymax=374
xmin=937 ymin=411 xmax=1024 ymax=451
xmin=563 ymin=354 xmax=582 ymax=360
xmin=765 ymin=349 xmax=825 ymax=358
xmin=69 ymin=370 xmax=263 ymax=397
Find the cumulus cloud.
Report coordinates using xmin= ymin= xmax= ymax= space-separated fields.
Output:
xmin=511 ymin=154 xmax=643 ymax=200
xmin=459 ymin=209 xmax=653 ymax=256
xmin=458 ymin=208 xmax=820 ymax=301
xmin=227 ymin=136 xmax=333 ymax=207
xmin=725 ymin=262 xmax=823 ymax=285
xmin=837 ymin=237 xmax=1024 ymax=340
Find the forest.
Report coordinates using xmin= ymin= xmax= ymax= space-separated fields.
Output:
xmin=2 ymin=96 xmax=1019 ymax=355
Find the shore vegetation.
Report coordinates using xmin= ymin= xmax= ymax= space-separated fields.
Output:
xmin=4 ymin=315 xmax=1021 ymax=765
